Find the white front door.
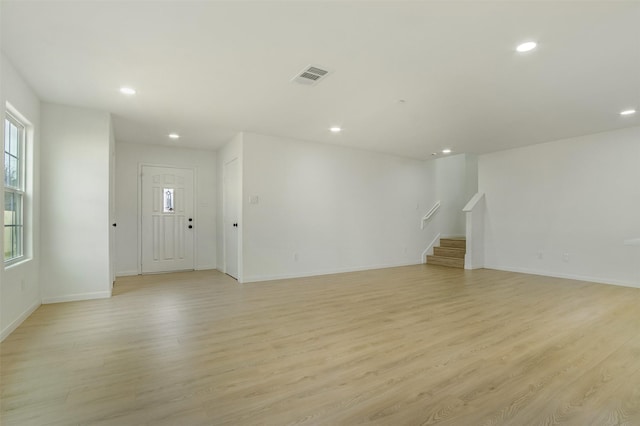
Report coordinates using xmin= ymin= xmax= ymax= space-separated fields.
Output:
xmin=224 ymin=158 xmax=239 ymax=279
xmin=141 ymin=166 xmax=195 ymax=273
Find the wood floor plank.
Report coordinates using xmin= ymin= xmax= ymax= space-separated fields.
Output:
xmin=1 ymin=266 xmax=639 ymax=425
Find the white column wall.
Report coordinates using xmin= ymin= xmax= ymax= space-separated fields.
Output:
xmin=40 ymin=103 xmax=112 ymax=302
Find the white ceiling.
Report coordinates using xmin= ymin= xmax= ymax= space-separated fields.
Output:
xmin=1 ymin=1 xmax=639 ymax=159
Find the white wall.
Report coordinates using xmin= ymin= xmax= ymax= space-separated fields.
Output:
xmin=115 ymin=142 xmax=217 ymax=275
xmin=479 ymin=126 xmax=640 ymax=287
xmin=40 ymin=104 xmax=112 ymax=302
xmin=216 ymin=133 xmax=243 ymax=280
xmin=433 ymin=153 xmax=478 ymax=238
xmin=241 ymin=132 xmax=436 ymax=282
xmin=465 ymin=154 xmax=479 ymax=204
xmin=1 ymin=53 xmax=41 ymax=340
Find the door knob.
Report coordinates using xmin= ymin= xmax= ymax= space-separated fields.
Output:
xmin=189 ymin=218 xmax=193 ymax=222
xmin=188 ymin=225 xmax=193 ymax=229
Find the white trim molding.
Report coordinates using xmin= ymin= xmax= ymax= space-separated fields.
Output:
xmin=115 ymin=270 xmax=139 ymax=277
xmin=484 ymin=264 xmax=640 ymax=289
xmin=242 ymin=260 xmax=423 ymax=284
xmin=1 ymin=300 xmax=41 ymax=342
xmin=42 ymin=291 xmax=111 ymax=304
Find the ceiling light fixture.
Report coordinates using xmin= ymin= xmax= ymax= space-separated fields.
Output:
xmin=442 ymin=149 xmax=452 ymax=154
xmin=516 ymin=41 xmax=537 ymax=53
xmin=168 ymin=133 xmax=180 ymax=139
xmin=620 ymin=109 xmax=636 ymax=116
xmin=119 ymin=87 xmax=136 ymax=95
xmin=329 ymin=127 xmax=342 ymax=133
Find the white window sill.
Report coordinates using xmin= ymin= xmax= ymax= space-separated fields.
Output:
xmin=4 ymin=257 xmax=32 ymax=270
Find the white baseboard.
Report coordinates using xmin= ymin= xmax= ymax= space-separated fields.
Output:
xmin=115 ymin=270 xmax=139 ymax=277
xmin=464 ymin=259 xmax=484 ymax=270
xmin=422 ymin=233 xmax=441 ymax=263
xmin=195 ymin=265 xmax=217 ymax=271
xmin=117 ymin=266 xmax=217 ymax=276
xmin=484 ymin=264 xmax=640 ymax=289
xmin=242 ymin=260 xmax=423 ymax=284
xmin=1 ymin=300 xmax=41 ymax=342
xmin=42 ymin=291 xmax=112 ymax=304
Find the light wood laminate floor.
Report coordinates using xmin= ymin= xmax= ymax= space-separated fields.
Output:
xmin=2 ymin=265 xmax=640 ymax=425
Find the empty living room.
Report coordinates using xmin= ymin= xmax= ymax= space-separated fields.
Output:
xmin=1 ymin=1 xmax=639 ymax=425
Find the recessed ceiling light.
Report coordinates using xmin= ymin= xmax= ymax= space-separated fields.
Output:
xmin=119 ymin=87 xmax=136 ymax=95
xmin=329 ymin=127 xmax=341 ymax=133
xmin=516 ymin=41 xmax=537 ymax=53
xmin=168 ymin=133 xmax=180 ymax=139
xmin=620 ymin=109 xmax=636 ymax=116
xmin=442 ymin=149 xmax=452 ymax=154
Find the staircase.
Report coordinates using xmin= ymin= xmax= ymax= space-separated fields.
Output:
xmin=427 ymin=238 xmax=466 ymax=268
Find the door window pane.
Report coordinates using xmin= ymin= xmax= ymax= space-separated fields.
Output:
xmin=163 ymin=188 xmax=174 ymax=213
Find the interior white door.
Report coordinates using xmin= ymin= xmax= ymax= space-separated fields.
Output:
xmin=109 ymin=146 xmax=116 ymax=286
xmin=141 ymin=166 xmax=195 ymax=273
xmin=224 ymin=158 xmax=239 ymax=279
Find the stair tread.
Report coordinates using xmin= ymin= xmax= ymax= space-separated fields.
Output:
xmin=434 ymin=247 xmax=465 ymax=258
xmin=427 ymin=253 xmax=465 ymax=269
xmin=439 ymin=238 xmax=466 ymax=249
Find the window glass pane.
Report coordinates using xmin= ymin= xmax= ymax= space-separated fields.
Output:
xmin=4 ymin=192 xmax=16 ymax=225
xmin=4 ymin=225 xmax=14 ymax=259
xmin=5 ymin=192 xmax=18 ymax=225
xmin=4 ymin=119 xmax=10 ymax=152
xmin=8 ymin=155 xmax=19 ymax=188
xmin=9 ymin=121 xmax=18 ymax=156
xmin=13 ymin=222 xmax=22 ymax=258
xmin=4 ymin=192 xmax=23 ymax=260
xmin=4 ymin=152 xmax=10 ymax=186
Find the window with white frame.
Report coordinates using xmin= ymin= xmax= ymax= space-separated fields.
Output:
xmin=4 ymin=112 xmax=25 ymax=262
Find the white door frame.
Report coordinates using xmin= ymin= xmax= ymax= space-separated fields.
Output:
xmin=137 ymin=163 xmax=198 ymax=275
xmin=223 ymin=157 xmax=242 ymax=282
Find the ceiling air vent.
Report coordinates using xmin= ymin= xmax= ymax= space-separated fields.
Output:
xmin=292 ymin=65 xmax=331 ymax=86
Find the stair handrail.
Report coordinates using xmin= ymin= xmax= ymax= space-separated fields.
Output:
xmin=421 ymin=201 xmax=440 ymax=229
xmin=463 ymin=192 xmax=484 ymax=212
